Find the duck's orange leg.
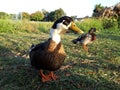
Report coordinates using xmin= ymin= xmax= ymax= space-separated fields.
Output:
xmin=48 ymin=71 xmax=58 ymax=80
xmin=83 ymin=44 xmax=88 ymax=52
xmin=39 ymin=70 xmax=52 ymax=82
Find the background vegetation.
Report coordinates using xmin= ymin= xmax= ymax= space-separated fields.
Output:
xmin=0 ymin=8 xmax=66 ymax=21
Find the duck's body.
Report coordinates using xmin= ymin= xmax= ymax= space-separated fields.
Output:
xmin=29 ymin=16 xmax=84 ymax=82
xmin=30 ymin=38 xmax=66 ymax=71
xmin=72 ymin=28 xmax=96 ymax=51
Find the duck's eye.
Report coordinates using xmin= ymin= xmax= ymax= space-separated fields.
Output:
xmin=63 ymin=21 xmax=69 ymax=26
xmin=73 ymin=24 xmax=76 ymax=27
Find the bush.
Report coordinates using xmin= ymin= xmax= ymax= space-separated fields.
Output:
xmin=102 ymin=17 xmax=118 ymax=29
xmin=38 ymin=22 xmax=52 ymax=33
xmin=76 ymin=18 xmax=103 ymax=32
xmin=30 ymin=11 xmax=44 ymax=21
xmin=118 ymin=16 xmax=120 ymax=28
xmin=0 ymin=20 xmax=39 ymax=33
xmin=20 ymin=21 xmax=39 ymax=33
xmin=0 ymin=18 xmax=118 ymax=34
xmin=0 ymin=19 xmax=17 ymax=33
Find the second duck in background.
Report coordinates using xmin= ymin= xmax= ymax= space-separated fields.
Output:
xmin=72 ymin=28 xmax=97 ymax=52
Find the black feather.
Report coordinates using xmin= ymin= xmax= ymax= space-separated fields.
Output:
xmin=52 ymin=16 xmax=73 ymax=29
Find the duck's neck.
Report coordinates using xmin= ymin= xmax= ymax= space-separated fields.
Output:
xmin=50 ymin=28 xmax=61 ymax=44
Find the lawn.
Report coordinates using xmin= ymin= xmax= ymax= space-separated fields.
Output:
xmin=0 ymin=21 xmax=120 ymax=90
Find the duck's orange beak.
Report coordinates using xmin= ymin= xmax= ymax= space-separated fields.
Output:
xmin=69 ymin=22 xmax=84 ymax=34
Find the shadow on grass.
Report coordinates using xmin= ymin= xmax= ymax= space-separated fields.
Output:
xmin=0 ymin=45 xmax=11 ymax=57
xmin=1 ymin=59 xmax=120 ymax=90
xmin=25 ymin=68 xmax=120 ymax=90
xmin=0 ymin=45 xmax=120 ymax=90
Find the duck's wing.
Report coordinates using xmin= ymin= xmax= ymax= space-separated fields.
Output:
xmin=72 ymin=34 xmax=87 ymax=44
xmin=77 ymin=34 xmax=87 ymax=41
xmin=29 ymin=38 xmax=52 ymax=52
xmin=82 ymin=34 xmax=93 ymax=45
xmin=29 ymin=42 xmax=46 ymax=52
xmin=29 ymin=40 xmax=49 ymax=68
xmin=91 ymin=33 xmax=96 ymax=41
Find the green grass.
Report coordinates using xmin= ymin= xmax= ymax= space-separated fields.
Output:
xmin=0 ymin=19 xmax=52 ymax=33
xmin=0 ymin=20 xmax=120 ymax=90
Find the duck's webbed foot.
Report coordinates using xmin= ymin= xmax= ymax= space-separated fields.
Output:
xmin=48 ymin=71 xmax=58 ymax=80
xmin=39 ymin=70 xmax=52 ymax=82
xmin=83 ymin=44 xmax=88 ymax=52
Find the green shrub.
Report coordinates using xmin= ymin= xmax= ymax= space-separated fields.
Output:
xmin=102 ymin=17 xmax=118 ymax=29
xmin=118 ymin=16 xmax=120 ymax=28
xmin=76 ymin=18 xmax=103 ymax=32
xmin=20 ymin=21 xmax=39 ymax=33
xmin=0 ymin=18 xmax=119 ymax=34
xmin=38 ymin=22 xmax=52 ymax=33
xmin=30 ymin=11 xmax=44 ymax=21
xmin=0 ymin=19 xmax=14 ymax=33
xmin=0 ymin=20 xmax=39 ymax=33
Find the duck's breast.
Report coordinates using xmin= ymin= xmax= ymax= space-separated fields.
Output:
xmin=82 ymin=34 xmax=92 ymax=45
xmin=43 ymin=40 xmax=66 ymax=71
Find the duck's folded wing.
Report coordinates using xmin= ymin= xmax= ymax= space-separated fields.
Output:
xmin=30 ymin=41 xmax=48 ymax=52
xmin=77 ymin=34 xmax=87 ymax=41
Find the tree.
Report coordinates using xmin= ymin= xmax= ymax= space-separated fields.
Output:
xmin=92 ymin=4 xmax=104 ymax=17
xmin=42 ymin=9 xmax=49 ymax=16
xmin=93 ymin=4 xmax=104 ymax=13
xmin=0 ymin=12 xmax=9 ymax=19
xmin=46 ymin=8 xmax=66 ymax=21
xmin=22 ymin=12 xmax=30 ymax=20
xmin=42 ymin=9 xmax=49 ymax=21
xmin=30 ymin=11 xmax=44 ymax=21
xmin=113 ymin=2 xmax=120 ymax=16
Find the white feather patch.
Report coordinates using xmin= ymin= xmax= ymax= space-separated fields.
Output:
xmin=50 ymin=28 xmax=61 ymax=44
xmin=49 ymin=22 xmax=72 ymax=44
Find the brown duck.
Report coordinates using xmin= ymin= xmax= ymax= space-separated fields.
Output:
xmin=29 ymin=16 xmax=84 ymax=82
xmin=72 ymin=28 xmax=96 ymax=51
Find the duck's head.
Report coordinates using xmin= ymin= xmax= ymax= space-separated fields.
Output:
xmin=50 ymin=16 xmax=84 ymax=44
xmin=88 ymin=28 xmax=96 ymax=34
xmin=88 ymin=28 xmax=97 ymax=41
xmin=51 ymin=16 xmax=84 ymax=35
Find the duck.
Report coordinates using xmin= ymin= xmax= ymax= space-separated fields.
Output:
xmin=29 ymin=16 xmax=84 ymax=82
xmin=72 ymin=28 xmax=96 ymax=52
